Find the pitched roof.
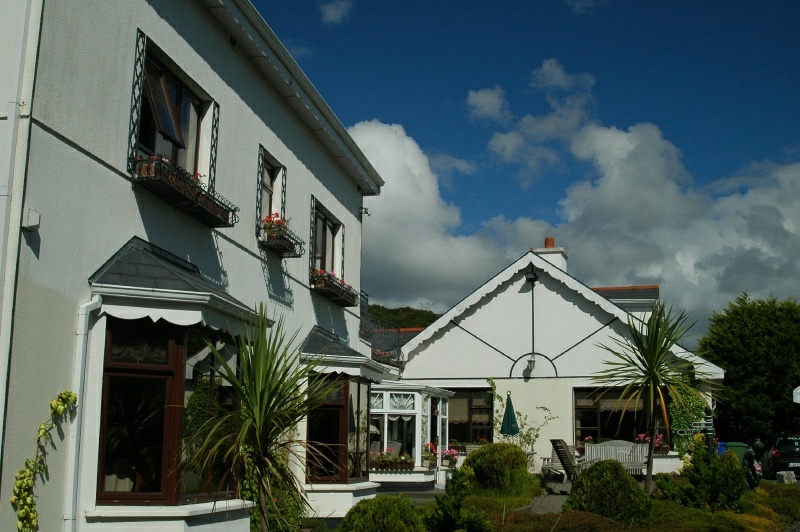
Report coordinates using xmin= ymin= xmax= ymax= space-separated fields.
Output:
xmin=402 ymin=250 xmax=722 ymax=378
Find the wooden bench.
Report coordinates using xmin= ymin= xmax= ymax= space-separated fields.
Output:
xmin=584 ymin=440 xmax=648 ymax=476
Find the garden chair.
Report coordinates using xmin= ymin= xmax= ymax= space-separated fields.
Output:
xmin=550 ymin=439 xmax=596 ymax=481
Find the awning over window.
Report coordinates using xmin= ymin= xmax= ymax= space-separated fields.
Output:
xmin=89 ymin=237 xmax=256 ymax=334
xmin=301 ymin=326 xmax=385 ymax=383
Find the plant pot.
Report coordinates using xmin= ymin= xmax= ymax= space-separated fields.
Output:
xmin=443 ymin=459 xmax=453 ymax=468
xmin=422 ymin=459 xmax=432 ymax=468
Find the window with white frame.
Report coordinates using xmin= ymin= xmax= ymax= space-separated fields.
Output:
xmin=257 ymin=146 xmax=285 ymax=232
xmin=370 ymin=392 xmax=417 ymax=461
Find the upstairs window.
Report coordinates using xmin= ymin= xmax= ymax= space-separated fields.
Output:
xmin=312 ymin=205 xmax=340 ymax=274
xmin=138 ymin=56 xmax=205 ymax=175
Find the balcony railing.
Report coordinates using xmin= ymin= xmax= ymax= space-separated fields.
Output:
xmin=258 ymin=225 xmax=305 ymax=258
xmin=310 ymin=271 xmax=359 ymax=307
xmin=132 ymin=156 xmax=239 ymax=228
xmin=359 ymin=293 xmax=402 ymax=368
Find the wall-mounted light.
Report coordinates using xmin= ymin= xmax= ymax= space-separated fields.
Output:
xmin=526 ymin=355 xmax=535 ymax=371
xmin=525 ymin=269 xmax=538 ymax=283
xmin=359 ymin=207 xmax=370 ymax=216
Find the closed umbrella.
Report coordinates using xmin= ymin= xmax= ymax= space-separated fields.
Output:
xmin=500 ymin=392 xmax=520 ymax=436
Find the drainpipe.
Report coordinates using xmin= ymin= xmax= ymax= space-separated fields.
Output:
xmin=0 ymin=0 xmax=40 ymax=467
xmin=63 ymin=295 xmax=102 ymax=532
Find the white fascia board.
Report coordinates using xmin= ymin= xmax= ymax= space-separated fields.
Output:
xmin=301 ymin=353 xmax=386 ymax=383
xmin=91 ymin=283 xmax=254 ymax=318
xmin=373 ymin=380 xmax=455 ymax=398
xmin=200 ymin=0 xmax=383 ymax=195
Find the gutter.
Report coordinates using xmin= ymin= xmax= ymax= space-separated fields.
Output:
xmin=0 ymin=0 xmax=40 ymax=470
xmin=63 ymin=296 xmax=102 ymax=532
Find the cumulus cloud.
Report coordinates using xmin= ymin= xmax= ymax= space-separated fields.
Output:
xmin=467 ymin=85 xmax=513 ymax=124
xmin=349 ymin=121 xmax=504 ymax=311
xmin=320 ymin=0 xmax=353 ymax=25
xmin=353 ymin=65 xmax=800 ymax=346
xmin=469 ymin=59 xmax=594 ymax=185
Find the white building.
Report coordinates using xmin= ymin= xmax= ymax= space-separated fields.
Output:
xmin=399 ymin=238 xmax=724 ymax=464
xmin=0 ymin=0 xmax=386 ymax=528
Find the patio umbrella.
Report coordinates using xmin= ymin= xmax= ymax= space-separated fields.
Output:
xmin=500 ymin=392 xmax=520 ymax=436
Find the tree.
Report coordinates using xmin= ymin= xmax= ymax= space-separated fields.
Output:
xmin=594 ymin=303 xmax=717 ymax=494
xmin=697 ymin=293 xmax=800 ymax=443
xmin=367 ymin=304 xmax=440 ymax=328
xmin=184 ymin=305 xmax=339 ymax=531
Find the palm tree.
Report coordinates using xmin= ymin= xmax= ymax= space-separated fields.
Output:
xmin=184 ymin=304 xmax=339 ymax=531
xmin=593 ymin=303 xmax=717 ymax=494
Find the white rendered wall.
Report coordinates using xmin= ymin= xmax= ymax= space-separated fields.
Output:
xmin=1 ymin=0 xmax=372 ymax=529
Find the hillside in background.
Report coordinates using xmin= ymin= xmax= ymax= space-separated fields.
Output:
xmin=368 ymin=305 xmax=440 ymax=328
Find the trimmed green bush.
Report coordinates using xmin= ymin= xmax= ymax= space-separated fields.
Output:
xmin=426 ymin=467 xmax=481 ymax=531
xmin=338 ymin=495 xmax=424 ymax=532
xmin=562 ymin=460 xmax=651 ymax=523
xmin=463 ymin=442 xmax=528 ymax=493
xmin=681 ymin=437 xmax=746 ymax=509
xmin=654 ymin=472 xmax=693 ymax=506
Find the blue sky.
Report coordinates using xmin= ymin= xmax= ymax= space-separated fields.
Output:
xmin=254 ymin=0 xmax=800 ymax=343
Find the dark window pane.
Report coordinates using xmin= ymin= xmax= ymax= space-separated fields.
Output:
xmin=109 ymin=318 xmax=170 ymax=365
xmin=102 ymin=376 xmax=166 ymax=493
xmin=308 ymin=408 xmax=342 ymax=479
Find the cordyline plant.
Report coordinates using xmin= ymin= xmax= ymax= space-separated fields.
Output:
xmin=593 ymin=303 xmax=719 ymax=495
xmin=183 ymin=304 xmax=341 ymax=531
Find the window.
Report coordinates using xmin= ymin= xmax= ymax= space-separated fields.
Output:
xmin=370 ymin=391 xmax=423 ymax=463
xmin=311 ymin=201 xmax=341 ymax=275
xmin=574 ymin=388 xmax=666 ymax=444
xmin=138 ymin=55 xmax=205 ymax=176
xmin=448 ymin=389 xmax=493 ymax=444
xmin=307 ymin=377 xmax=369 ymax=483
xmin=97 ymin=317 xmax=236 ymax=505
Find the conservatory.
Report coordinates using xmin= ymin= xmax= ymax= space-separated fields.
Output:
xmin=369 ymin=381 xmax=454 ymax=484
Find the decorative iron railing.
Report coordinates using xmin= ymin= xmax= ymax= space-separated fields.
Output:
xmin=258 ymin=225 xmax=305 ymax=258
xmin=310 ymin=271 xmax=359 ymax=307
xmin=131 ymin=155 xmax=239 ymax=228
xmin=359 ymin=293 xmax=402 ymax=368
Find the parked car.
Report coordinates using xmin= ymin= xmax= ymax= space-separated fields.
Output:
xmin=762 ymin=434 xmax=800 ymax=480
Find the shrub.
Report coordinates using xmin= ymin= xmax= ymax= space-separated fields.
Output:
xmin=425 ymin=467 xmax=481 ymax=531
xmin=681 ymin=436 xmax=746 ymax=509
xmin=654 ymin=473 xmax=693 ymax=506
xmin=338 ymin=495 xmax=424 ymax=532
xmin=562 ymin=460 xmax=651 ymax=523
xmin=464 ymin=442 xmax=528 ymax=493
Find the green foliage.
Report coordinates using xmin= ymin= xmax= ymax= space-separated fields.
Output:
xmin=463 ymin=442 xmax=529 ymax=494
xmin=10 ymin=390 xmax=78 ymax=532
xmin=241 ymin=452 xmax=304 ymax=532
xmin=654 ymin=473 xmax=693 ymax=506
xmin=667 ymin=378 xmax=708 ymax=458
xmin=594 ymin=303 xmax=719 ymax=493
xmin=338 ymin=495 xmax=425 ymax=532
xmin=697 ymin=293 xmax=800 ymax=442
xmin=680 ymin=436 xmax=746 ymax=510
xmin=367 ymin=304 xmax=440 ymax=328
xmin=488 ymin=378 xmax=556 ymax=463
xmin=184 ymin=306 xmax=342 ymax=532
xmin=425 ymin=467 xmax=492 ymax=531
xmin=562 ymin=460 xmax=652 ymax=524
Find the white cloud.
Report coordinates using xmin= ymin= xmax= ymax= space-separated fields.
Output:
xmin=349 ymin=120 xmax=505 ymax=311
xmin=530 ymin=58 xmax=595 ymax=92
xmin=353 ymin=66 xmax=800 ymax=346
xmin=467 ymin=85 xmax=513 ymax=124
xmin=320 ymin=0 xmax=353 ymax=25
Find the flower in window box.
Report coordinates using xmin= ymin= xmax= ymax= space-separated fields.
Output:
xmin=262 ymin=212 xmax=289 ymax=236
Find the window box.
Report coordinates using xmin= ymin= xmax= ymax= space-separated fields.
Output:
xmin=258 ymin=214 xmax=304 ymax=258
xmin=311 ymin=271 xmax=358 ymax=307
xmin=133 ymin=156 xmax=239 ymax=228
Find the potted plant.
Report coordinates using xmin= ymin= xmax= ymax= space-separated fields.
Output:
xmin=399 ymin=453 xmax=413 ymax=470
xmin=653 ymin=434 xmax=669 ymax=454
xmin=422 ymin=442 xmax=437 ymax=468
xmin=262 ymin=212 xmax=288 ymax=238
xmin=442 ymin=448 xmax=459 ymax=467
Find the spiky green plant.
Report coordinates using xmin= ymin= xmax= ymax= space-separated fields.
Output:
xmin=593 ymin=303 xmax=719 ymax=494
xmin=184 ymin=304 xmax=339 ymax=531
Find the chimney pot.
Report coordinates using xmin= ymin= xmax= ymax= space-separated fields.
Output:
xmin=544 ymin=236 xmax=555 ymax=248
